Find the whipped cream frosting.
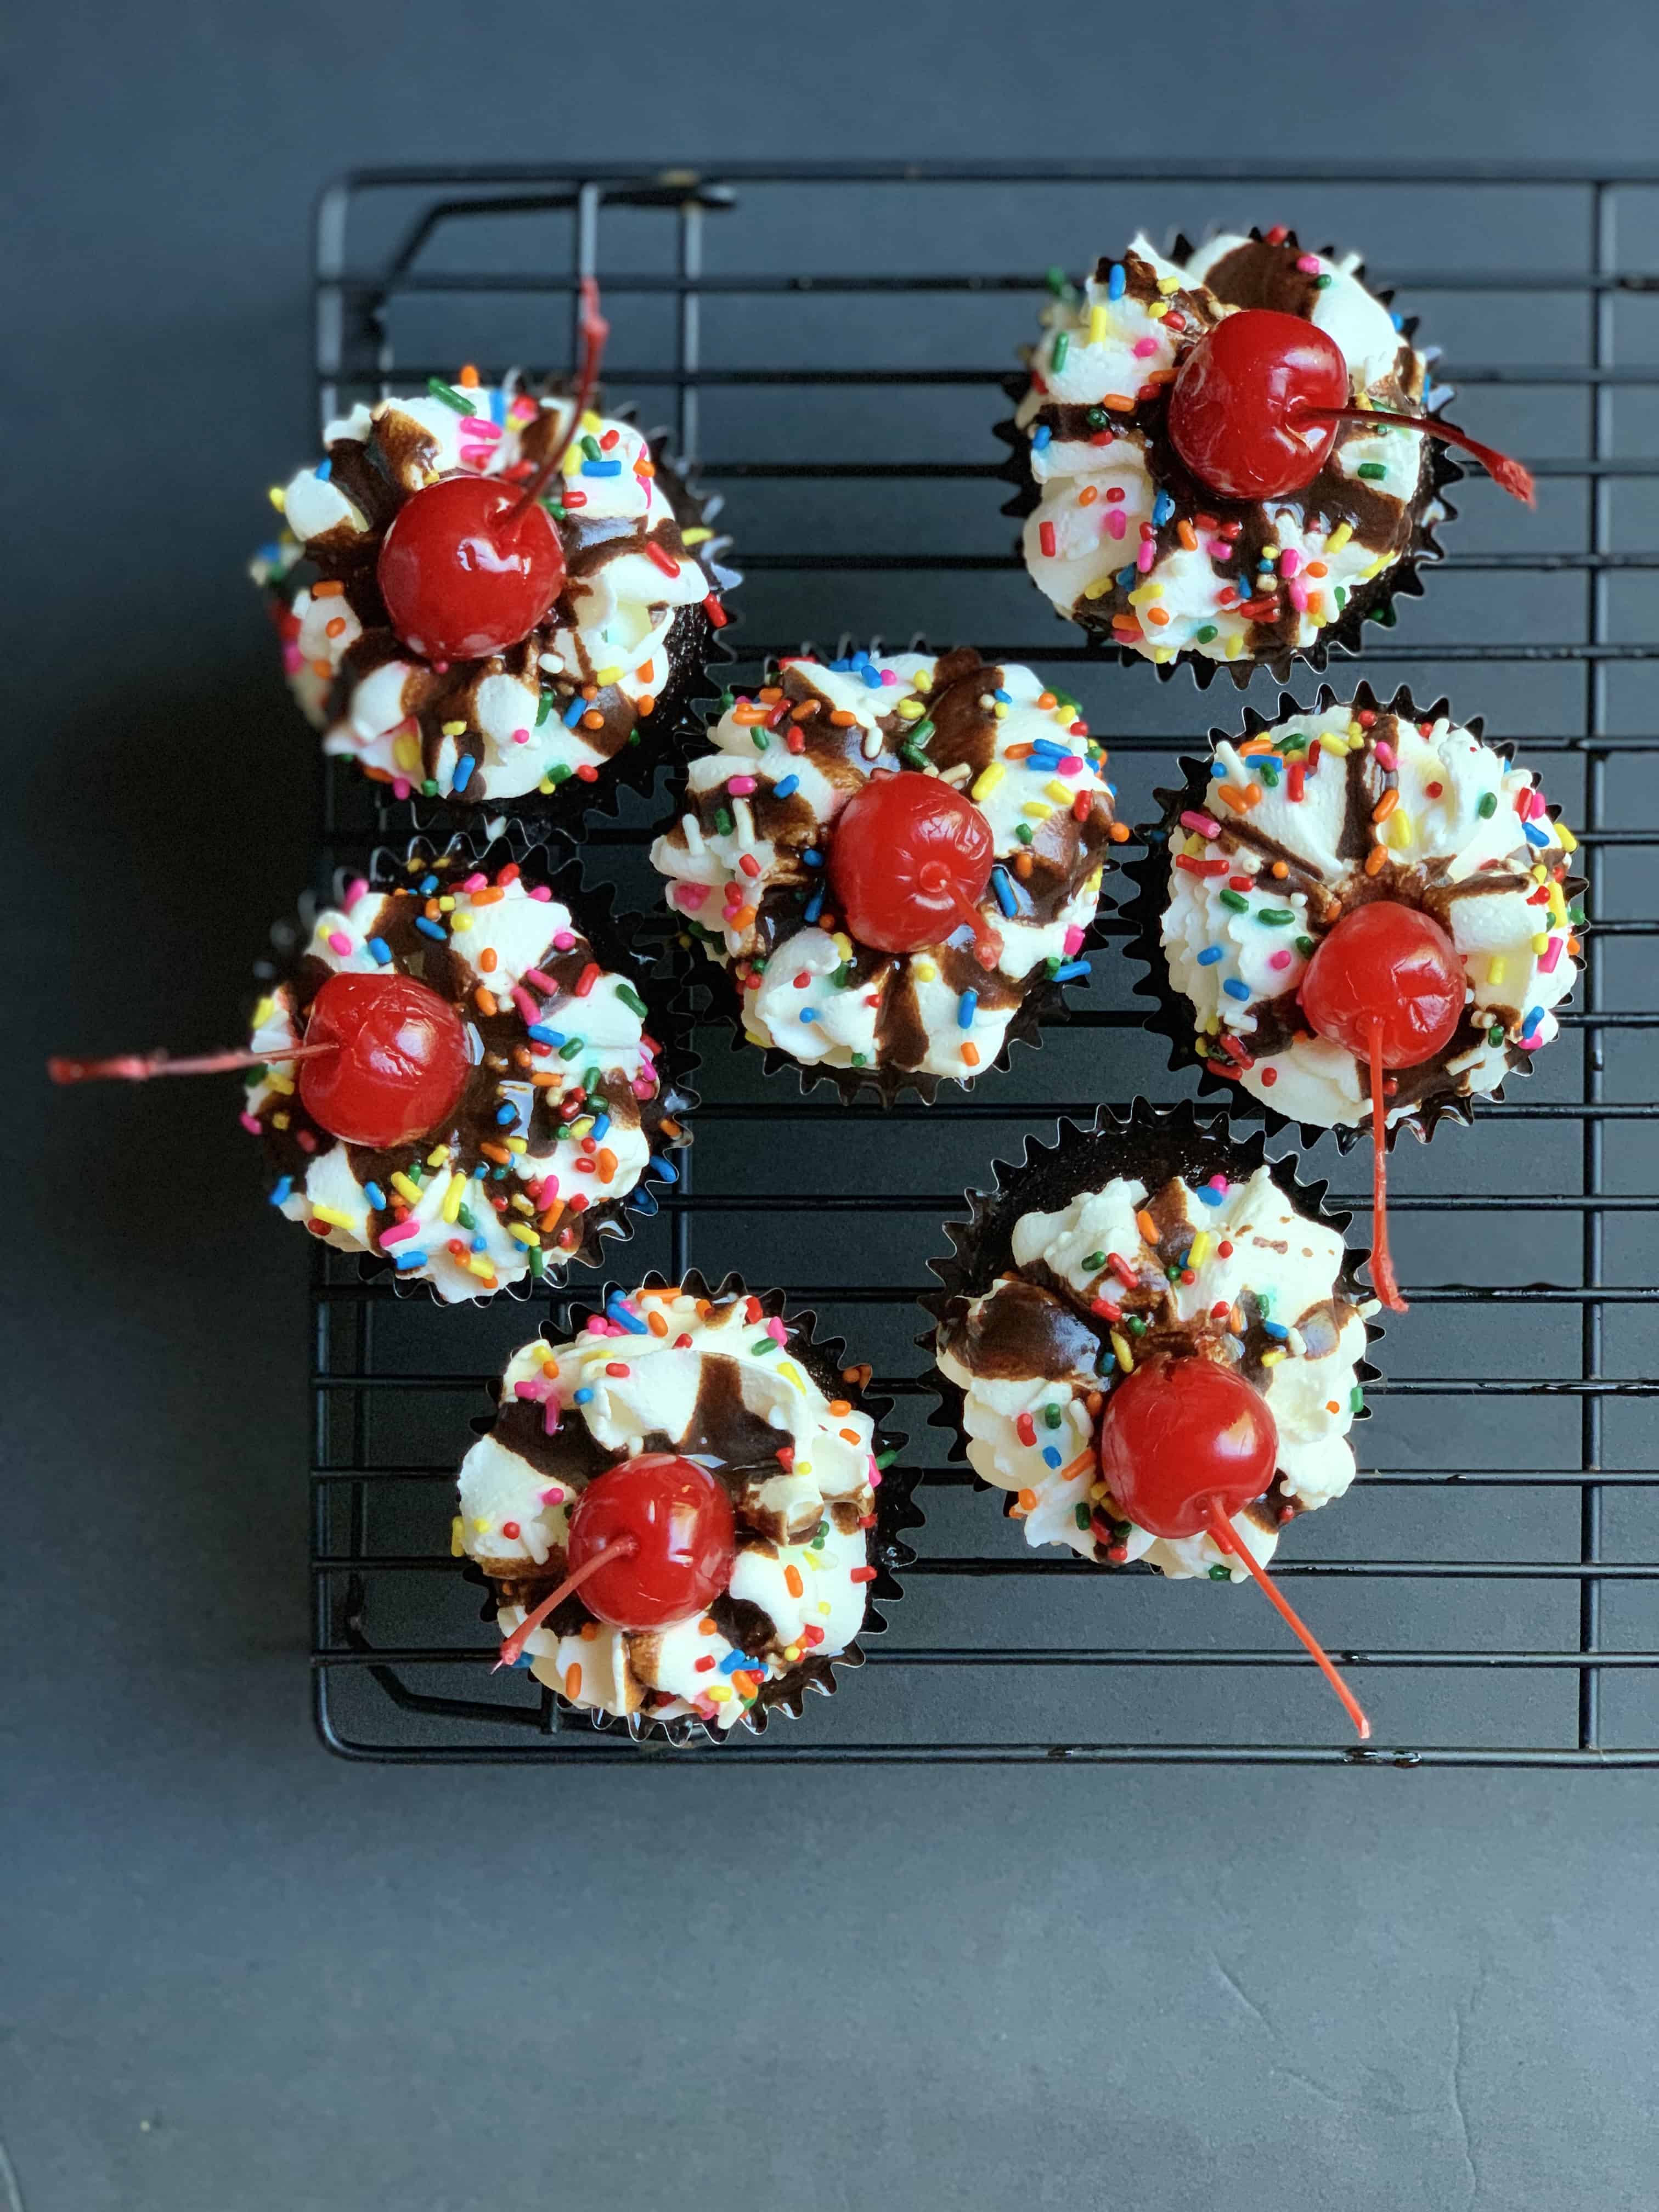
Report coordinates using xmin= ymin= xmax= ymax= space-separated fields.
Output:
xmin=936 ymin=1164 xmax=1373 ymax=1579
xmin=650 ymin=647 xmax=1121 ymax=1088
xmin=1014 ymin=229 xmax=1439 ymax=668
xmin=1158 ymin=700 xmax=1584 ymax=1127
xmin=458 ymin=1286 xmax=884 ymax=1731
xmin=245 ymin=858 xmax=686 ymax=1300
xmin=251 ymin=371 xmax=723 ymax=804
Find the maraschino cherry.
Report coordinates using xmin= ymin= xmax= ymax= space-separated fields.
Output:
xmin=1098 ymin=1353 xmax=1370 ymax=1739
xmin=495 ymin=1454 xmax=737 ymax=1663
xmin=375 ymin=278 xmax=610 ymax=663
xmin=1167 ymin=308 xmax=1534 ymax=506
xmin=828 ymin=770 xmax=1003 ymax=967
xmin=1300 ymin=901 xmax=1464 ymax=1313
xmin=48 ymin=969 xmax=471 ymax=1152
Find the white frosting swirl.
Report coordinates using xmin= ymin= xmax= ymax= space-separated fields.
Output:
xmin=936 ymin=1166 xmax=1374 ymax=1580
xmin=1159 ymin=701 xmax=1583 ymax=1127
xmin=457 ymin=1288 xmax=882 ymax=1731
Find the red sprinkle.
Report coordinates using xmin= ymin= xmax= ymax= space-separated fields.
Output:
xmin=574 ymin=962 xmax=601 ymax=997
xmin=645 ymin=538 xmax=682 ymax=578
xmin=1039 ymin=521 xmax=1057 ymax=558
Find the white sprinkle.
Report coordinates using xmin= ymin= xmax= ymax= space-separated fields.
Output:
xmin=733 ymin=798 xmax=758 ymax=849
xmin=680 ymin=812 xmax=705 ymax=856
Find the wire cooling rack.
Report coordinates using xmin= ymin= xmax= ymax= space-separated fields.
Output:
xmin=306 ymin=161 xmax=1659 ymax=1764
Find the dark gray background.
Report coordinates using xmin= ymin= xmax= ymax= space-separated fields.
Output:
xmin=10 ymin=4 xmax=1659 ymax=2207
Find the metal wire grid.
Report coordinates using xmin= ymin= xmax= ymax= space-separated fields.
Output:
xmin=307 ymin=161 xmax=1659 ymax=1764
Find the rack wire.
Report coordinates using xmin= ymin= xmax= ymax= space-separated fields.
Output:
xmin=307 ymin=161 xmax=1659 ymax=1764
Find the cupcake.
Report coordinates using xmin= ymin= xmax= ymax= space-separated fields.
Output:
xmin=1008 ymin=226 xmax=1530 ymax=681
xmin=244 ymin=842 xmax=692 ymax=1301
xmin=253 ymin=363 xmax=731 ymax=808
xmin=650 ymin=645 xmax=1124 ymax=1101
xmin=927 ymin=1105 xmax=1378 ymax=1585
xmin=455 ymin=1277 xmax=910 ymax=1739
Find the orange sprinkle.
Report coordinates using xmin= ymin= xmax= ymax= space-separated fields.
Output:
xmin=647 ymin=1311 xmax=668 ymax=1338
xmin=310 ymin=659 xmax=331 ymax=679
xmin=784 ymin=1565 xmax=805 ymax=1599
xmin=1305 ymin=593 xmax=1326 ymax=621
xmin=1103 ymin=392 xmax=1135 ymax=410
xmin=580 ymin=710 xmax=606 ymax=730
xmin=829 ymin=709 xmax=859 ymax=727
xmin=1177 ymin=520 xmax=1198 ymax=550
xmin=758 ymin=686 xmax=783 ymax=702
xmin=1326 ymin=1400 xmax=1341 ymax=1414
xmin=538 ymin=1199 xmax=566 ymax=1233
xmin=733 ymin=904 xmax=757 ymax=929
xmin=1306 ymin=560 xmax=1328 ymax=578
xmin=637 ymin=693 xmax=656 ymax=716
xmin=1017 ymin=1488 xmax=1039 ymax=1513
xmin=563 ymin=1663 xmax=582 ymax=1698
xmin=1372 ymin=788 xmax=1400 ymax=824
xmin=1108 ymin=821 xmax=1131 ymax=843
xmin=731 ymin=705 xmax=768 ymax=725
xmin=698 ymin=1616 xmax=718 ymax=1637
xmin=1059 ymin=1449 xmax=1096 ymax=1483
xmin=471 ymin=886 xmax=505 ymax=906
xmin=459 ymin=363 xmax=479 ymax=387
xmin=529 ymin=1072 xmax=561 ymax=1088
xmin=634 ymin=460 xmax=655 ymax=479
xmin=324 ymin=617 xmax=346 ymax=639
xmin=1037 ymin=692 xmax=1057 ymax=709
xmin=1077 ymin=484 xmax=1100 ymax=507
xmin=1364 ymin=844 xmax=1389 ymax=877
xmin=597 ymin=1147 xmax=618 ymax=1184
xmin=541 ymin=1358 xmax=561 ymax=1379
xmin=474 ymin=986 xmax=499 ymax=1016
xmin=1014 ymin=853 xmax=1033 ymax=879
xmin=479 ymin=946 xmax=498 ymax=973
xmin=1218 ymin=786 xmax=1253 ymax=814
xmin=313 ymin=579 xmax=346 ymax=598
xmin=791 ymin=698 xmax=822 ymax=721
xmin=1145 ymin=606 xmax=1171 ymax=627
xmin=1006 ymin=742 xmax=1035 ymax=759
xmin=1135 ymin=1208 xmax=1159 ymax=1245
xmin=961 ymin=1041 xmax=981 ymax=1068
xmin=580 ymin=1621 xmax=598 ymax=1643
xmin=1271 ymin=860 xmax=1289 ymax=878
xmin=829 ymin=1398 xmax=852 ymax=1415
xmin=479 ymin=1141 xmax=510 ymax=1165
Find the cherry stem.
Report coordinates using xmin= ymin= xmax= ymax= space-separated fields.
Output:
xmin=1367 ymin=1022 xmax=1408 ymax=1314
xmin=1205 ymin=1502 xmax=1371 ymax=1741
xmin=48 ymin=1041 xmax=336 ymax=1086
xmin=493 ymin=1534 xmax=638 ymax=1670
xmin=918 ymin=861 xmax=1003 ymax=969
xmin=1290 ymin=401 xmax=1535 ymax=506
xmin=501 ymin=276 xmax=611 ymax=526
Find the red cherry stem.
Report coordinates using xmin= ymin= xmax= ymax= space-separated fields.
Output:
xmin=917 ymin=861 xmax=1003 ymax=969
xmin=494 ymin=1534 xmax=638 ymax=1669
xmin=1290 ymin=401 xmax=1535 ymax=506
xmin=48 ymin=1041 xmax=336 ymax=1086
xmin=1205 ymin=1503 xmax=1371 ymax=1741
xmin=1366 ymin=1021 xmax=1408 ymax=1314
xmin=501 ymin=276 xmax=612 ymax=526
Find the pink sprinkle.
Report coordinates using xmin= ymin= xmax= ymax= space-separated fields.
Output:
xmin=552 ymin=932 xmax=576 ymax=951
xmin=511 ymin=726 xmax=530 ymax=745
xmin=458 ymin=447 xmax=495 ymax=469
xmin=675 ymin=882 xmax=711 ymax=910
xmin=1373 ymin=740 xmax=1397 ymax=770
xmin=1530 ymin=789 xmax=1548 ymax=820
xmin=1207 ymin=537 xmax=1234 ymax=561
xmin=1539 ymin=936 xmax=1565 ymax=974
xmin=281 ymin=644 xmax=304 ymax=673
xmin=512 ymin=1380 xmax=548 ymax=1403
xmin=1106 ymin=509 xmax=1127 ymax=541
xmin=1181 ymin=810 xmax=1221 ymax=839
xmin=1295 ymin=254 xmax=1321 ymax=274
xmin=523 ymin=968 xmax=558 ymax=993
xmin=1132 ymin=336 xmax=1158 ymax=359
xmin=392 ymin=777 xmax=411 ymax=800
xmin=239 ymin=1110 xmax=262 ymax=1136
xmin=1064 ymin=924 xmax=1086 ymax=956
xmin=1287 ymin=580 xmax=1308 ymax=614
xmin=345 ymin=877 xmax=369 ymax=905
xmin=529 ymin=886 xmax=552 ymax=902
xmin=544 ymin=1400 xmax=560 ymax=1436
xmin=1136 ymin=540 xmax=1156 ymax=573
xmin=379 ymin=1220 xmax=421 ymax=1249
xmin=727 ymin=775 xmax=758 ymax=795
xmin=1057 ymin=754 xmax=1083 ymax=775
xmin=460 ymin=416 xmax=500 ymax=438
xmin=630 ymin=1076 xmax=655 ymax=1100
xmin=880 ymin=668 xmax=899 ymax=686
xmin=1279 ymin=549 xmax=1301 ymax=579
xmin=461 ymin=872 xmax=488 ymax=891
xmin=509 ymin=396 xmax=538 ymax=421
xmin=766 ymin=1317 xmax=788 ymax=1344
xmin=327 ymin=930 xmax=352 ymax=956
xmin=539 ymin=1485 xmax=566 ymax=1506
xmin=1268 ymin=949 xmax=1294 ymax=971
xmin=511 ymin=985 xmax=540 ymax=1024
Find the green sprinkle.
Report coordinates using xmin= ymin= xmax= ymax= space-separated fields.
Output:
xmin=1083 ymin=1250 xmax=1107 ymax=1272
xmin=909 ymin=718 xmax=935 ymax=746
xmin=421 ymin=778 xmax=439 ymax=797
xmin=1568 ymin=903 xmax=1587 ymax=926
xmin=616 ymin=984 xmax=648 ymax=1019
xmin=580 ymin=433 xmax=602 ymax=461
xmin=901 ymin=745 xmax=931 ymax=771
xmin=548 ymin=763 xmax=574 ymax=786
xmin=558 ymin=1037 xmax=584 ymax=1061
xmin=1488 ymin=1023 xmax=1505 ymax=1046
xmin=1126 ymin=1315 xmax=1148 ymax=1337
xmin=811 ymin=1519 xmax=828 ymax=1547
xmin=1373 ymin=595 xmax=1393 ymax=624
xmin=539 ymin=499 xmax=568 ymax=520
xmin=1195 ymin=624 xmax=1218 ymax=644
xmin=1313 ymin=274 xmax=1333 ymax=291
xmin=721 ymin=689 xmax=736 ymax=710
xmin=528 ymin=1244 xmax=545 ymax=1279
xmin=535 ymin=690 xmax=555 ymax=727
xmin=1075 ymin=1504 xmax=1092 ymax=1531
xmin=1477 ymin=791 xmax=1498 ymax=819
xmin=426 ymin=377 xmax=471 ymax=413
xmin=1045 ymin=266 xmax=1068 ymax=295
xmin=1335 ymin=586 xmax=1349 ymax=611
xmin=751 ymin=729 xmax=770 ymax=751
xmin=456 ymin=1205 xmax=477 ymax=1232
xmin=1357 ymin=461 xmax=1386 ymax=481
xmin=750 ymin=1336 xmax=776 ymax=1356
xmin=1043 ymin=1403 xmax=1063 ymax=1430
xmin=850 ymin=1052 xmax=868 ymax=1067
xmin=1051 ymin=331 xmax=1069 ymax=374
xmin=1259 ymin=764 xmax=1280 ymax=788
xmin=832 ymin=962 xmax=858 ymax=988
xmin=1219 ymin=888 xmax=1250 ymax=912
xmin=714 ymin=807 xmax=734 ymax=834
xmin=1086 ymin=407 xmax=1108 ymax=428
xmin=1294 ymin=934 xmax=1316 ymax=957
xmin=1258 ymin=906 xmax=1295 ymax=926
xmin=1208 ymin=1564 xmax=1233 ymax=1581
xmin=582 ymin=1064 xmax=602 ymax=1094
xmin=1350 ymin=1387 xmax=1364 ymax=1414
xmin=1015 ymin=822 xmax=1034 ymax=846
xmin=876 ymin=1448 xmax=899 ymax=1469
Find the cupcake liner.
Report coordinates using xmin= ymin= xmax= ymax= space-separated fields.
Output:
xmin=917 ymin=1098 xmax=1383 ymax=1543
xmin=657 ymin=631 xmax=1120 ymax=1109
xmin=995 ymin=224 xmax=1463 ymax=690
xmin=458 ymin=1267 xmax=923 ymax=1746
xmin=1118 ymin=680 xmax=1589 ymax=1153
xmin=251 ymin=825 xmax=697 ymax=1305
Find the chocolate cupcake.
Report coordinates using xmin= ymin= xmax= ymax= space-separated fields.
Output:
xmin=1127 ymin=686 xmax=1585 ymax=1140
xmin=1003 ymin=225 xmax=1500 ymax=684
xmin=455 ymin=1274 xmax=914 ymax=1740
xmin=252 ymin=366 xmax=732 ymax=809
xmin=650 ymin=645 xmax=1124 ymax=1103
xmin=925 ymin=1104 xmax=1380 ymax=1582
xmin=245 ymin=839 xmax=692 ymax=1301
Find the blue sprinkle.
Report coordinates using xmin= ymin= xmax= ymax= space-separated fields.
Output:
xmin=581 ymin=458 xmax=622 ymax=476
xmin=473 ymin=1163 xmax=489 ymax=1180
xmin=1117 ymin=565 xmax=1137 ymax=590
xmin=452 ymin=754 xmax=476 ymax=793
xmin=526 ymin=1023 xmax=565 ymax=1046
xmin=368 ymin=936 xmax=391 ymax=966
xmin=1028 ymin=738 xmax=1066 ymax=761
xmin=393 ymin=1248 xmax=428 ymax=1269
xmin=957 ymin=989 xmax=979 ymax=1030
xmin=799 ymin=1008 xmax=820 ymax=1025
xmin=470 ymin=1236 xmax=487 ymax=1254
xmin=718 ymin=1650 xmax=749 ymax=1675
xmin=990 ymin=866 xmax=1018 ymax=919
xmin=1198 ymin=1186 xmax=1225 ymax=1207
xmin=1032 ymin=425 xmax=1052 ymax=451
xmin=1107 ymin=263 xmax=1126 ymax=301
xmin=590 ymin=1114 xmax=611 ymax=1142
xmin=1152 ymin=490 xmax=1176 ymax=527
xmin=419 ymin=874 xmax=439 ymax=895
xmin=1052 ymin=958 xmax=1091 ymax=984
xmin=1391 ymin=311 xmax=1404 ymax=330
xmin=1262 ymin=1321 xmax=1290 ymax=1341
xmin=315 ymin=458 xmax=331 ymax=481
xmin=606 ymin=1299 xmax=648 ymax=1335
xmin=861 ymin=664 xmax=885 ymax=689
xmin=363 ymin=1181 xmax=386 ymax=1211
xmin=494 ymin=1102 xmax=518 ymax=1126
xmin=415 ymin=916 xmax=447 ymax=943
xmin=828 ymin=657 xmax=850 ymax=673
xmin=631 ymin=1187 xmax=659 ymax=1216
xmin=774 ymin=774 xmax=800 ymax=799
xmin=1524 ymin=1005 xmax=1544 ymax=1030
xmin=573 ymin=1386 xmax=594 ymax=1405
xmin=804 ymin=891 xmax=825 ymax=924
xmin=802 ymin=849 xmax=823 ymax=868
xmin=269 ymin=1176 xmax=293 ymax=1207
xmin=490 ymin=387 xmax=506 ymax=425
xmin=257 ymin=541 xmax=283 ymax=565
xmin=1522 ymin=820 xmax=1550 ymax=847
xmin=562 ymin=696 xmax=586 ymax=728
xmin=1041 ymin=1446 xmax=1063 ymax=1469
xmin=992 ymin=686 xmax=1012 ymax=704
xmin=1197 ymin=946 xmax=1224 ymax=967
xmin=1222 ymin=977 xmax=1251 ymax=1001
xmin=646 ymin=1155 xmax=679 ymax=1183
xmin=850 ymin=649 xmax=870 ymax=668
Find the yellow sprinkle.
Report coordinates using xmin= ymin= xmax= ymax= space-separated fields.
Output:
xmin=264 ymin=1071 xmax=295 ymax=1097
xmin=1110 ymin=1330 xmax=1134 ymax=1374
xmin=1127 ymin=584 xmax=1164 ymax=608
xmin=311 ymin=1202 xmax=356 ymax=1230
xmin=1187 ymin=1231 xmax=1212 ymax=1271
xmin=681 ymin=527 xmax=713 ymax=545
xmin=832 ymin=933 xmax=854 ymax=961
xmin=1023 ymin=802 xmax=1055 ymax=821
xmin=1082 ymin=575 xmax=1114 ymax=600
xmin=1045 ymin=779 xmax=1073 ymax=805
xmin=912 ymin=667 xmax=933 ymax=692
xmin=896 ymin=698 xmax=924 ymax=719
xmin=1146 ymin=301 xmax=1167 ymax=320
xmin=538 ymin=776 xmax=556 ymax=795
xmin=426 ymin=1145 xmax=449 ymax=1168
xmin=1548 ymin=885 xmax=1568 ymax=925
xmin=568 ymin=1117 xmax=595 ymax=1141
xmin=971 ymin=762 xmax=1006 ymax=802
xmin=796 ymin=1461 xmax=812 ymax=1477
xmin=505 ymin=1136 xmax=527 ymax=1155
xmin=442 ymin=1172 xmax=467 ymax=1223
xmin=580 ymin=408 xmax=603 ymax=432
xmin=913 ymin=957 xmax=938 ymax=981
xmin=268 ymin=485 xmax=286 ymax=511
xmin=1088 ymin=303 xmax=1110 ymax=345
xmin=777 ymin=1362 xmax=804 ymax=1389
xmin=1387 ymin=810 xmax=1414 ymax=850
xmin=1156 ymin=274 xmax=1180 ymax=295
xmin=465 ymin=1257 xmax=496 ymax=1282
xmin=1346 ymin=720 xmax=1365 ymax=742
xmin=1532 ymin=933 xmax=1549 ymax=955
xmin=1223 ymin=636 xmax=1243 ymax=661
xmin=390 ymin=1172 xmax=422 ymax=1205
xmin=708 ymin=1685 xmax=733 ymax=1703
xmin=270 ymin=1111 xmax=290 ymax=1131
xmin=470 ymin=1516 xmax=490 ymax=1533
xmin=1152 ymin=647 xmax=1176 ymax=664
xmin=1260 ymin=1348 xmax=1287 ymax=1367
xmin=993 ymin=702 xmax=1009 ymax=720
xmin=594 ymin=665 xmax=623 ymax=684
xmin=1327 ymin=522 xmax=1353 ymax=555
xmin=1556 ymin=822 xmax=1578 ymax=853
xmin=394 ymin=733 xmax=421 ymax=773
xmin=440 ymin=720 xmax=467 ymax=737
xmin=510 ymin=1194 xmax=535 ymax=1216
xmin=251 ymin=994 xmax=276 ymax=1028
xmin=1487 ymin=956 xmax=1506 ymax=988
xmin=450 ymin=1516 xmax=465 ymax=1558
xmin=783 ymin=1644 xmax=803 ymax=1663
xmin=437 ymin=894 xmax=455 ymax=912
xmin=817 ymin=1602 xmax=832 ymax=1618
xmin=506 ymin=1221 xmax=540 ymax=1248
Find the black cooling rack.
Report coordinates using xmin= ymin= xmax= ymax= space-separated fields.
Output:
xmin=306 ymin=160 xmax=1659 ymax=1764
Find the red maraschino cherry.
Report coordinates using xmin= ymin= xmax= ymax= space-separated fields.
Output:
xmin=1300 ymin=901 xmax=1465 ymax=1313
xmin=828 ymin=770 xmax=1003 ymax=967
xmin=48 ymin=969 xmax=471 ymax=1152
xmin=495 ymin=1454 xmax=737 ymax=1662
xmin=1167 ymin=308 xmax=1534 ymax=505
xmin=375 ymin=278 xmax=611 ymax=663
xmin=1098 ymin=1353 xmax=1370 ymax=1740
